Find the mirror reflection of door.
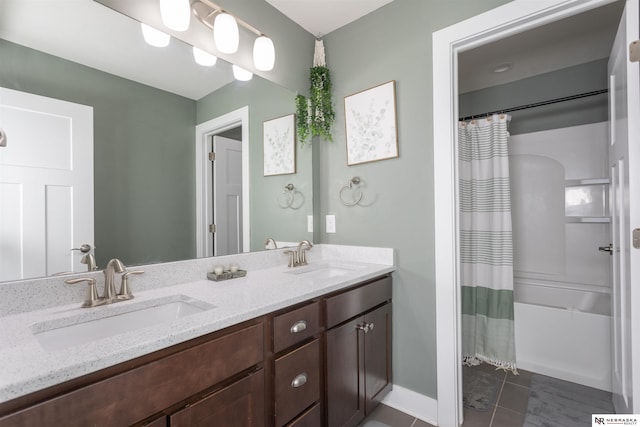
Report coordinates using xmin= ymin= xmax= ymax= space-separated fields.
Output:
xmin=0 ymin=87 xmax=94 ymax=281
xmin=211 ymin=130 xmax=242 ymax=256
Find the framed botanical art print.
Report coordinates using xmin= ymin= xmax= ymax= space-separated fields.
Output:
xmin=263 ymin=113 xmax=296 ymax=176
xmin=344 ymin=80 xmax=398 ymax=166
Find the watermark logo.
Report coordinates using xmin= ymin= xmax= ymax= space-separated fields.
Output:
xmin=593 ymin=414 xmax=640 ymax=426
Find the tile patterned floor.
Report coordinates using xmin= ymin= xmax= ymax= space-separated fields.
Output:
xmin=360 ymin=404 xmax=435 ymax=427
xmin=360 ymin=364 xmax=613 ymax=427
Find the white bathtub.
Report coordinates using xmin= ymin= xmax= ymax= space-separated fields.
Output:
xmin=514 ymin=279 xmax=612 ymax=391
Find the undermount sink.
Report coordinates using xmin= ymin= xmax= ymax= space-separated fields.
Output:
xmin=285 ymin=263 xmax=366 ymax=279
xmin=32 ymin=297 xmax=213 ymax=351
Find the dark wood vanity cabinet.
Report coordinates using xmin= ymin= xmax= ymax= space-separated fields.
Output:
xmin=325 ymin=276 xmax=393 ymax=427
xmin=0 ymin=321 xmax=265 ymax=427
xmin=0 ymin=274 xmax=392 ymax=427
xmin=271 ymin=301 xmax=322 ymax=427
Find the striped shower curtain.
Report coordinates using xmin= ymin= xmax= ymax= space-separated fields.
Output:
xmin=458 ymin=114 xmax=517 ymax=373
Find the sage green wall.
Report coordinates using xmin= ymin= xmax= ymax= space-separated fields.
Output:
xmin=320 ymin=0 xmax=511 ymax=399
xmin=0 ymin=39 xmax=196 ymax=269
xmin=460 ymin=59 xmax=609 ymax=135
xmin=196 ymin=78 xmax=314 ymax=251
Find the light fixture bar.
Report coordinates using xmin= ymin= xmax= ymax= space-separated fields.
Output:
xmin=191 ymin=0 xmax=265 ymax=38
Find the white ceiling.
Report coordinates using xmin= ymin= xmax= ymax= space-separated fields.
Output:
xmin=458 ymin=1 xmax=624 ymax=93
xmin=265 ymin=0 xmax=395 ymax=36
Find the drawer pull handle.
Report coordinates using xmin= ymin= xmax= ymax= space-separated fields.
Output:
xmin=291 ymin=373 xmax=308 ymax=388
xmin=290 ymin=320 xmax=307 ymax=333
xmin=356 ymin=322 xmax=375 ymax=333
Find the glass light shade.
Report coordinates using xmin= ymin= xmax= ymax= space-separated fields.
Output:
xmin=253 ymin=36 xmax=275 ymax=71
xmin=232 ymin=65 xmax=253 ymax=81
xmin=214 ymin=13 xmax=239 ymax=54
xmin=141 ymin=23 xmax=170 ymax=47
xmin=160 ymin=0 xmax=190 ymax=31
xmin=193 ymin=47 xmax=218 ymax=66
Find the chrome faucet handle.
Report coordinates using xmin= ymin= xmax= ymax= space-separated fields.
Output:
xmin=103 ymin=259 xmax=125 ymax=302
xmin=284 ymin=250 xmax=298 ymax=268
xmin=296 ymin=240 xmax=313 ymax=266
xmin=118 ymin=270 xmax=144 ymax=300
xmin=65 ymin=277 xmax=104 ymax=308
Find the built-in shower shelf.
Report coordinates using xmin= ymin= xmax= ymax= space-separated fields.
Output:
xmin=565 ymin=216 xmax=611 ymax=223
xmin=565 ymin=178 xmax=610 ymax=187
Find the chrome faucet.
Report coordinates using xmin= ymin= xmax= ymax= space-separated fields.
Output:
xmin=265 ymin=237 xmax=278 ymax=249
xmin=297 ymin=240 xmax=313 ymax=266
xmin=103 ymin=258 xmax=125 ymax=303
xmin=284 ymin=240 xmax=313 ymax=267
xmin=65 ymin=259 xmax=145 ymax=308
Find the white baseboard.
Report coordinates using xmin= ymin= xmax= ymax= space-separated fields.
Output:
xmin=382 ymin=385 xmax=438 ymax=426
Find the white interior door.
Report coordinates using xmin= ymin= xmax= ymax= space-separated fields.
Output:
xmin=0 ymin=87 xmax=93 ymax=281
xmin=212 ymin=135 xmax=242 ymax=256
xmin=608 ymin=0 xmax=640 ymax=414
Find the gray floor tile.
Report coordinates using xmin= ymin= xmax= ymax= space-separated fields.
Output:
xmin=361 ymin=404 xmax=416 ymax=427
xmin=492 ymin=406 xmax=525 ymax=427
xmin=497 ymin=382 xmax=530 ymax=414
xmin=506 ymin=368 xmax=533 ymax=388
xmin=462 ymin=406 xmax=494 ymax=427
xmin=411 ymin=419 xmax=436 ymax=427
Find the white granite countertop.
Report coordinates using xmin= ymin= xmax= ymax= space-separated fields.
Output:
xmin=0 ymin=245 xmax=394 ymax=404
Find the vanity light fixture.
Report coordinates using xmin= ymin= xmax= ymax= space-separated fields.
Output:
xmin=253 ymin=35 xmax=275 ymax=71
xmin=232 ymin=65 xmax=253 ymax=81
xmin=160 ymin=0 xmax=190 ymax=31
xmin=140 ymin=23 xmax=170 ymax=47
xmin=191 ymin=0 xmax=275 ymax=71
xmin=213 ymin=12 xmax=239 ymax=54
xmin=193 ymin=46 xmax=218 ymax=66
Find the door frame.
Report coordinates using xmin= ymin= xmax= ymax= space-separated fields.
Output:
xmin=195 ymin=106 xmax=249 ymax=258
xmin=433 ymin=1 xmax=622 ymax=425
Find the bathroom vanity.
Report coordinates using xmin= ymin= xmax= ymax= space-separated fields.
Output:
xmin=0 ymin=245 xmax=394 ymax=426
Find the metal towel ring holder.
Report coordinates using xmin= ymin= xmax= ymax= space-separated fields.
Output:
xmin=339 ymin=177 xmax=364 ymax=207
xmin=278 ymin=184 xmax=303 ymax=209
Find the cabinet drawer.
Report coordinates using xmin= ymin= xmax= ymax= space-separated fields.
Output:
xmin=0 ymin=322 xmax=263 ymax=427
xmin=274 ymin=339 xmax=320 ymax=427
xmin=286 ymin=402 xmax=321 ymax=427
xmin=273 ymin=301 xmax=319 ymax=353
xmin=325 ymin=276 xmax=392 ymax=329
xmin=170 ymin=369 xmax=265 ymax=427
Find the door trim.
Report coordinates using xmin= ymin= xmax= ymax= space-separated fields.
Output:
xmin=432 ymin=1 xmax=620 ymax=425
xmin=195 ymin=106 xmax=249 ymax=258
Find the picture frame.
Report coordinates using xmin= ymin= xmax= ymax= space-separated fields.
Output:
xmin=344 ymin=80 xmax=398 ymax=166
xmin=263 ymin=113 xmax=296 ymax=176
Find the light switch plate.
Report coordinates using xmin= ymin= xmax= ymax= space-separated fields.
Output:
xmin=326 ymin=214 xmax=336 ymax=233
xmin=307 ymin=215 xmax=314 ymax=233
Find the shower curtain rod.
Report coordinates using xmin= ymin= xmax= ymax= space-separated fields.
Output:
xmin=458 ymin=88 xmax=608 ymax=121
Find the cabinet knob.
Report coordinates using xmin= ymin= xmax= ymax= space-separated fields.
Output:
xmin=290 ymin=320 xmax=307 ymax=334
xmin=291 ymin=373 xmax=308 ymax=388
xmin=356 ymin=322 xmax=374 ymax=333
xmin=356 ymin=323 xmax=369 ymax=333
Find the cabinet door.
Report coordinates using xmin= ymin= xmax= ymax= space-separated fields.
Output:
xmin=169 ymin=370 xmax=265 ymax=427
xmin=364 ymin=303 xmax=392 ymax=415
xmin=326 ymin=316 xmax=365 ymax=427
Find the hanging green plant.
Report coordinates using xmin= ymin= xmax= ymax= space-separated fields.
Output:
xmin=296 ymin=40 xmax=335 ymax=144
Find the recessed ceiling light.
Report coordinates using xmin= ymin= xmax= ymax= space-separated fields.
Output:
xmin=492 ymin=63 xmax=512 ymax=73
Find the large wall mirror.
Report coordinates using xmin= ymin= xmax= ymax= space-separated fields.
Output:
xmin=0 ymin=0 xmax=315 ymax=283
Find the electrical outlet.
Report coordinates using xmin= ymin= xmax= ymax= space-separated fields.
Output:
xmin=326 ymin=214 xmax=336 ymax=233
xmin=307 ymin=215 xmax=314 ymax=233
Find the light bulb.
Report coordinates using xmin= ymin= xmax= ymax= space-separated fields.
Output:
xmin=160 ymin=0 xmax=190 ymax=31
xmin=193 ymin=47 xmax=218 ymax=66
xmin=253 ymin=36 xmax=275 ymax=71
xmin=141 ymin=23 xmax=170 ymax=47
xmin=214 ymin=13 xmax=239 ymax=54
xmin=233 ymin=65 xmax=253 ymax=81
